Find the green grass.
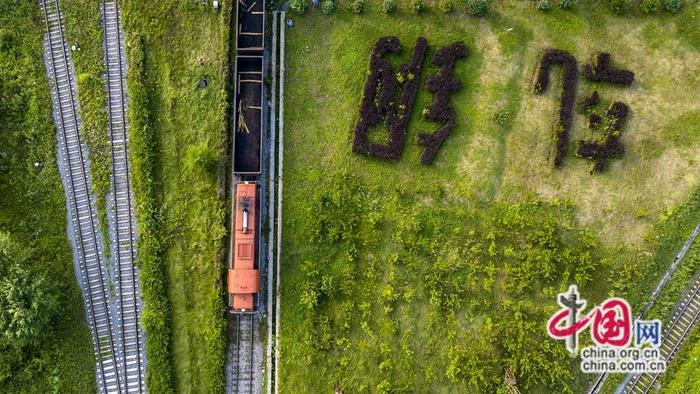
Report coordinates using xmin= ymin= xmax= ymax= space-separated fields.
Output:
xmin=0 ymin=2 xmax=95 ymax=392
xmin=280 ymin=0 xmax=700 ymax=392
xmin=663 ymin=330 xmax=700 ymax=393
xmin=121 ymin=1 xmax=230 ymax=392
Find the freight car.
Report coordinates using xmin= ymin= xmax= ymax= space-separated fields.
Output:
xmin=236 ymin=0 xmax=264 ymax=52
xmin=228 ymin=181 xmax=260 ymax=313
xmin=233 ymin=55 xmax=263 ymax=175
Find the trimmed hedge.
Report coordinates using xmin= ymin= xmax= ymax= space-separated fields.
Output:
xmin=576 ymin=102 xmax=629 ymax=172
xmin=127 ymin=38 xmax=176 ymax=393
xmin=352 ymin=37 xmax=427 ymax=160
xmin=417 ymin=42 xmax=467 ymax=164
xmin=581 ymin=52 xmax=635 ymax=86
xmin=579 ymin=90 xmax=599 ymax=113
xmin=533 ymin=48 xmax=578 ymax=168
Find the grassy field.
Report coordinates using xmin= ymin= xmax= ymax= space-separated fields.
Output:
xmin=0 ymin=2 xmax=96 ymax=392
xmin=121 ymin=1 xmax=230 ymax=392
xmin=280 ymin=0 xmax=700 ymax=392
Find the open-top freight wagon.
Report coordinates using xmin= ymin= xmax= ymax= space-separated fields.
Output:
xmin=236 ymin=0 xmax=264 ymax=52
xmin=233 ymin=55 xmax=263 ymax=175
xmin=228 ymin=181 xmax=260 ymax=313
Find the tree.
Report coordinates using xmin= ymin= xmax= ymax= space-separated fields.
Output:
xmin=0 ymin=233 xmax=59 ymax=349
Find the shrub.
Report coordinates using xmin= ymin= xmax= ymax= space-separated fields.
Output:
xmin=410 ymin=0 xmax=425 ymax=14
xmin=665 ymin=0 xmax=682 ymax=14
xmin=439 ymin=0 xmax=455 ymax=13
xmin=383 ymin=0 xmax=397 ymax=12
xmin=351 ymin=0 xmax=366 ymax=14
xmin=127 ymin=37 xmax=176 ymax=392
xmin=579 ymin=91 xmax=600 ymax=113
xmin=576 ymin=102 xmax=629 ymax=172
xmin=467 ymin=0 xmax=489 ymax=17
xmin=610 ymin=0 xmax=628 ymax=15
xmin=290 ymin=0 xmax=308 ymax=14
xmin=353 ymin=37 xmax=428 ymax=160
xmin=559 ymin=0 xmax=575 ymax=9
xmin=640 ymin=0 xmax=661 ymax=13
xmin=321 ymin=0 xmax=335 ymax=14
xmin=581 ymin=53 xmax=635 ymax=86
xmin=418 ymin=42 xmax=467 ymax=164
xmin=537 ymin=0 xmax=552 ymax=11
xmin=533 ymin=48 xmax=578 ymax=168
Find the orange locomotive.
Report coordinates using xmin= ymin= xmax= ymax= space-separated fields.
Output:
xmin=228 ymin=182 xmax=260 ymax=313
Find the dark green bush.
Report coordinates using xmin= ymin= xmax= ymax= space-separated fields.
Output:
xmin=352 ymin=0 xmax=366 ymax=14
xmin=467 ymin=0 xmax=488 ymax=17
xmin=665 ymin=0 xmax=682 ymax=14
xmin=290 ymin=0 xmax=308 ymax=14
xmin=410 ymin=0 xmax=425 ymax=14
xmin=383 ymin=0 xmax=396 ymax=12
xmin=321 ymin=0 xmax=335 ymax=14
xmin=640 ymin=0 xmax=661 ymax=13
xmin=439 ymin=0 xmax=455 ymax=13
xmin=537 ymin=0 xmax=552 ymax=11
xmin=610 ymin=0 xmax=628 ymax=14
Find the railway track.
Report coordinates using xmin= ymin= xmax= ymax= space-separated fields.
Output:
xmin=40 ymin=0 xmax=122 ymax=392
xmin=620 ymin=275 xmax=700 ymax=393
xmin=101 ymin=1 xmax=146 ymax=392
xmin=233 ymin=315 xmax=257 ymax=393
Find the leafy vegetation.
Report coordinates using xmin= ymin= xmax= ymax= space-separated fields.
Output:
xmin=665 ymin=0 xmax=683 ymax=13
xmin=291 ymin=0 xmax=309 ymax=14
xmin=120 ymin=1 xmax=230 ymax=392
xmin=281 ymin=1 xmax=700 ymax=392
xmin=383 ymin=0 xmax=397 ymax=12
xmin=352 ymin=0 xmax=366 ymax=14
xmin=0 ymin=235 xmax=59 ymax=349
xmin=0 ymin=2 xmax=94 ymax=391
xmin=322 ymin=0 xmax=336 ymax=15
xmin=126 ymin=36 xmax=176 ymax=393
xmin=466 ymin=0 xmax=489 ymax=17
xmin=281 ymin=174 xmax=607 ymax=391
xmin=409 ymin=0 xmax=425 ymax=14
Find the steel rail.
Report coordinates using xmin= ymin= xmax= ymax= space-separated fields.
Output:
xmin=40 ymin=0 xmax=121 ymax=391
xmin=100 ymin=1 xmax=145 ymax=392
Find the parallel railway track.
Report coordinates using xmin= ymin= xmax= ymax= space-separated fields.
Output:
xmin=234 ymin=314 xmax=257 ymax=393
xmin=40 ymin=0 xmax=121 ymax=391
xmin=621 ymin=275 xmax=700 ymax=393
xmin=101 ymin=1 xmax=146 ymax=392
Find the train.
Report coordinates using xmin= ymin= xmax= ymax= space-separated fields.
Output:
xmin=228 ymin=182 xmax=260 ymax=313
xmin=228 ymin=0 xmax=265 ymax=314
